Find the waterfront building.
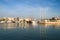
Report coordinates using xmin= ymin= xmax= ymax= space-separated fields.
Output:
xmin=39 ymin=17 xmax=60 ymax=24
xmin=25 ymin=18 xmax=32 ymax=23
xmin=0 ymin=21 xmax=5 ymax=23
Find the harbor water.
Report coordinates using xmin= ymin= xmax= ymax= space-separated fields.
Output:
xmin=0 ymin=23 xmax=60 ymax=40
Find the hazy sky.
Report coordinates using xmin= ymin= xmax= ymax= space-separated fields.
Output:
xmin=0 ymin=0 xmax=60 ymax=18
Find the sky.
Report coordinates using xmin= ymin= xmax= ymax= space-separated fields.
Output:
xmin=0 ymin=0 xmax=60 ymax=18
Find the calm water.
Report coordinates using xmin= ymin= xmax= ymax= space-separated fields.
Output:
xmin=0 ymin=23 xmax=60 ymax=40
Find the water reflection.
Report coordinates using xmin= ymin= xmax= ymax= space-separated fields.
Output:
xmin=0 ymin=23 xmax=60 ymax=40
xmin=39 ymin=23 xmax=60 ymax=28
xmin=38 ymin=24 xmax=60 ymax=40
xmin=0 ymin=23 xmax=34 ymax=30
xmin=0 ymin=23 xmax=60 ymax=29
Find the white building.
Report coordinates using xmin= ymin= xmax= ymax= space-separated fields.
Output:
xmin=25 ymin=18 xmax=32 ymax=21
